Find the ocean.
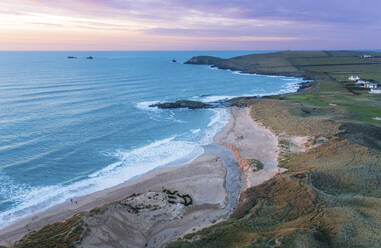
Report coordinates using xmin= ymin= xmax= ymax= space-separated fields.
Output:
xmin=0 ymin=51 xmax=303 ymax=229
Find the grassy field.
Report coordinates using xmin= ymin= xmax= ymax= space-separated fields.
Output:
xmin=171 ymin=51 xmax=381 ymax=247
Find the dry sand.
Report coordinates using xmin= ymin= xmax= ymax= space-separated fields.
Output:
xmin=215 ymin=107 xmax=284 ymax=190
xmin=0 ymin=107 xmax=281 ymax=247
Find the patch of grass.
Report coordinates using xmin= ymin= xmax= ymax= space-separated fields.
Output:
xmin=278 ymin=229 xmax=329 ymax=248
xmin=283 ymin=94 xmax=329 ymax=107
xmin=249 ymin=99 xmax=340 ymax=137
xmin=303 ymin=64 xmax=381 ymax=74
xmin=311 ymin=165 xmax=381 ymax=197
xmin=346 ymin=104 xmax=381 ymax=124
xmin=288 ymin=56 xmax=366 ymax=66
xmin=338 ymin=122 xmax=381 ymax=151
xmin=15 ymin=216 xmax=85 ymax=248
xmin=247 ymin=159 xmax=264 ymax=171
xmin=168 ymin=221 xmax=255 ymax=248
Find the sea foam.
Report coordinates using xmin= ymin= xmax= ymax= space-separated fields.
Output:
xmin=0 ymin=108 xmax=230 ymax=230
xmin=136 ymin=101 xmax=160 ymax=111
xmin=0 ymin=53 xmax=305 ymax=231
xmin=0 ymin=135 xmax=203 ymax=229
xmin=200 ymin=95 xmax=238 ymax=102
xmin=232 ymin=71 xmax=258 ymax=76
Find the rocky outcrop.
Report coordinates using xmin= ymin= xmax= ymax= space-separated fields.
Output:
xmin=184 ymin=56 xmax=222 ymax=65
xmin=81 ymin=190 xmax=193 ymax=248
xmin=149 ymin=100 xmax=213 ymax=109
xmin=297 ymin=81 xmax=312 ymax=92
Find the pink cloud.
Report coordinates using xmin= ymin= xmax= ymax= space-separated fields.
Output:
xmin=0 ymin=0 xmax=380 ymax=50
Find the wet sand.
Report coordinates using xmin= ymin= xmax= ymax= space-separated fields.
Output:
xmin=215 ymin=107 xmax=284 ymax=190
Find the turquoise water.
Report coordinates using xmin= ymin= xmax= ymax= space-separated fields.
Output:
xmin=0 ymin=51 xmax=303 ymax=228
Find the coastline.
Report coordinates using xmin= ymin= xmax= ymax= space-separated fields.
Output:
xmin=2 ymin=51 xmax=381 ymax=247
xmin=148 ymin=51 xmax=381 ymax=247
xmin=0 ymin=106 xmax=281 ymax=247
xmin=1 ymin=151 xmax=233 ymax=246
xmin=0 ymin=62 xmax=307 ymax=246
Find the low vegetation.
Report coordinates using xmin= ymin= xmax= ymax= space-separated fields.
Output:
xmin=169 ymin=51 xmax=381 ymax=247
xmin=14 ymin=216 xmax=85 ymax=248
xmin=247 ymin=159 xmax=264 ymax=172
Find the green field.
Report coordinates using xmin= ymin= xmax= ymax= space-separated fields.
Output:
xmin=172 ymin=51 xmax=381 ymax=247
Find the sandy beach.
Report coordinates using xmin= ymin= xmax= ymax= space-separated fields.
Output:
xmin=215 ymin=107 xmax=284 ymax=191
xmin=0 ymin=107 xmax=280 ymax=247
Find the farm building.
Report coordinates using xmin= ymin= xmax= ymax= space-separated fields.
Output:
xmin=348 ymin=75 xmax=360 ymax=81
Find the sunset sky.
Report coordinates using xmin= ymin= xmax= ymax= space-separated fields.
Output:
xmin=1 ymin=0 xmax=380 ymax=50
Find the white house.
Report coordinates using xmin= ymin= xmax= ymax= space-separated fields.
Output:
xmin=362 ymin=54 xmax=373 ymax=59
xmin=348 ymin=75 xmax=360 ymax=81
xmin=365 ymin=82 xmax=378 ymax=89
xmin=355 ymin=80 xmax=378 ymax=89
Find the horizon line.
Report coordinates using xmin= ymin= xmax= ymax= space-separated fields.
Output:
xmin=0 ymin=49 xmax=380 ymax=52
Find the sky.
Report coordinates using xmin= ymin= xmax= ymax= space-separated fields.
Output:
xmin=0 ymin=0 xmax=380 ymax=50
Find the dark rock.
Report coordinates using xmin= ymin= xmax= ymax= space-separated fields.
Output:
xmin=86 ymin=56 xmax=94 ymax=60
xmin=230 ymin=96 xmax=258 ymax=107
xmin=67 ymin=56 xmax=77 ymax=59
xmin=297 ymin=82 xmax=312 ymax=92
xmin=172 ymin=59 xmax=177 ymax=63
xmin=150 ymin=100 xmax=213 ymax=109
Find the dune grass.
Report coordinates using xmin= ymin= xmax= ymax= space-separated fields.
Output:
xmin=14 ymin=216 xmax=85 ymax=248
xmin=168 ymin=51 xmax=381 ymax=247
